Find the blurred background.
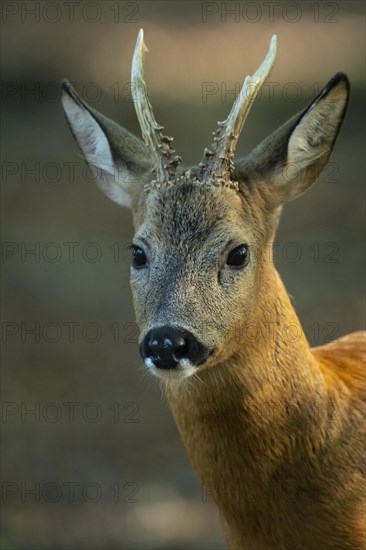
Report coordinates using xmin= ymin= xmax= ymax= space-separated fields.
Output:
xmin=1 ymin=1 xmax=365 ymax=548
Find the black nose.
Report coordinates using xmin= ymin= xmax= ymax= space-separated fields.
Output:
xmin=140 ymin=326 xmax=210 ymax=370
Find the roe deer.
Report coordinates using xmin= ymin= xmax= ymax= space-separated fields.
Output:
xmin=61 ymin=30 xmax=366 ymax=550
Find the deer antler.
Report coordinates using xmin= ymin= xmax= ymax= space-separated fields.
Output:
xmin=199 ymin=35 xmax=277 ymax=188
xmin=131 ymin=29 xmax=181 ymax=183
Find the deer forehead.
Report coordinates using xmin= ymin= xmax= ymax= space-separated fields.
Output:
xmin=133 ymin=181 xmax=260 ymax=251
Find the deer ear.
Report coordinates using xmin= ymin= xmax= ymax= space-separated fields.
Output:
xmin=234 ymin=73 xmax=350 ymax=203
xmin=61 ymin=80 xmax=151 ymax=208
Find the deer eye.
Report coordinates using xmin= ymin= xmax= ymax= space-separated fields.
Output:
xmin=131 ymin=245 xmax=147 ymax=268
xmin=226 ymin=244 xmax=249 ymax=268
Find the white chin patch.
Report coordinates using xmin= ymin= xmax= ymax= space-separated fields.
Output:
xmin=144 ymin=357 xmax=197 ymax=380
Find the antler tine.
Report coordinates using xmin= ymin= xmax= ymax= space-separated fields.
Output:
xmin=199 ymin=35 xmax=277 ymax=185
xmin=131 ymin=29 xmax=181 ymax=183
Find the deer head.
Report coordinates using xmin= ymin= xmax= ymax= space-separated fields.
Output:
xmin=61 ymin=30 xmax=349 ymax=381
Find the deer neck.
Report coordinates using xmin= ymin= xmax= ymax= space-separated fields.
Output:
xmin=165 ymin=267 xmax=329 ymax=538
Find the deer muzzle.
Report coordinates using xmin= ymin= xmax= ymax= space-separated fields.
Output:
xmin=140 ymin=326 xmax=211 ymax=374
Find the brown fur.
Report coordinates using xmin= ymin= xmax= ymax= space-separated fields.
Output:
xmin=165 ymin=273 xmax=365 ymax=550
